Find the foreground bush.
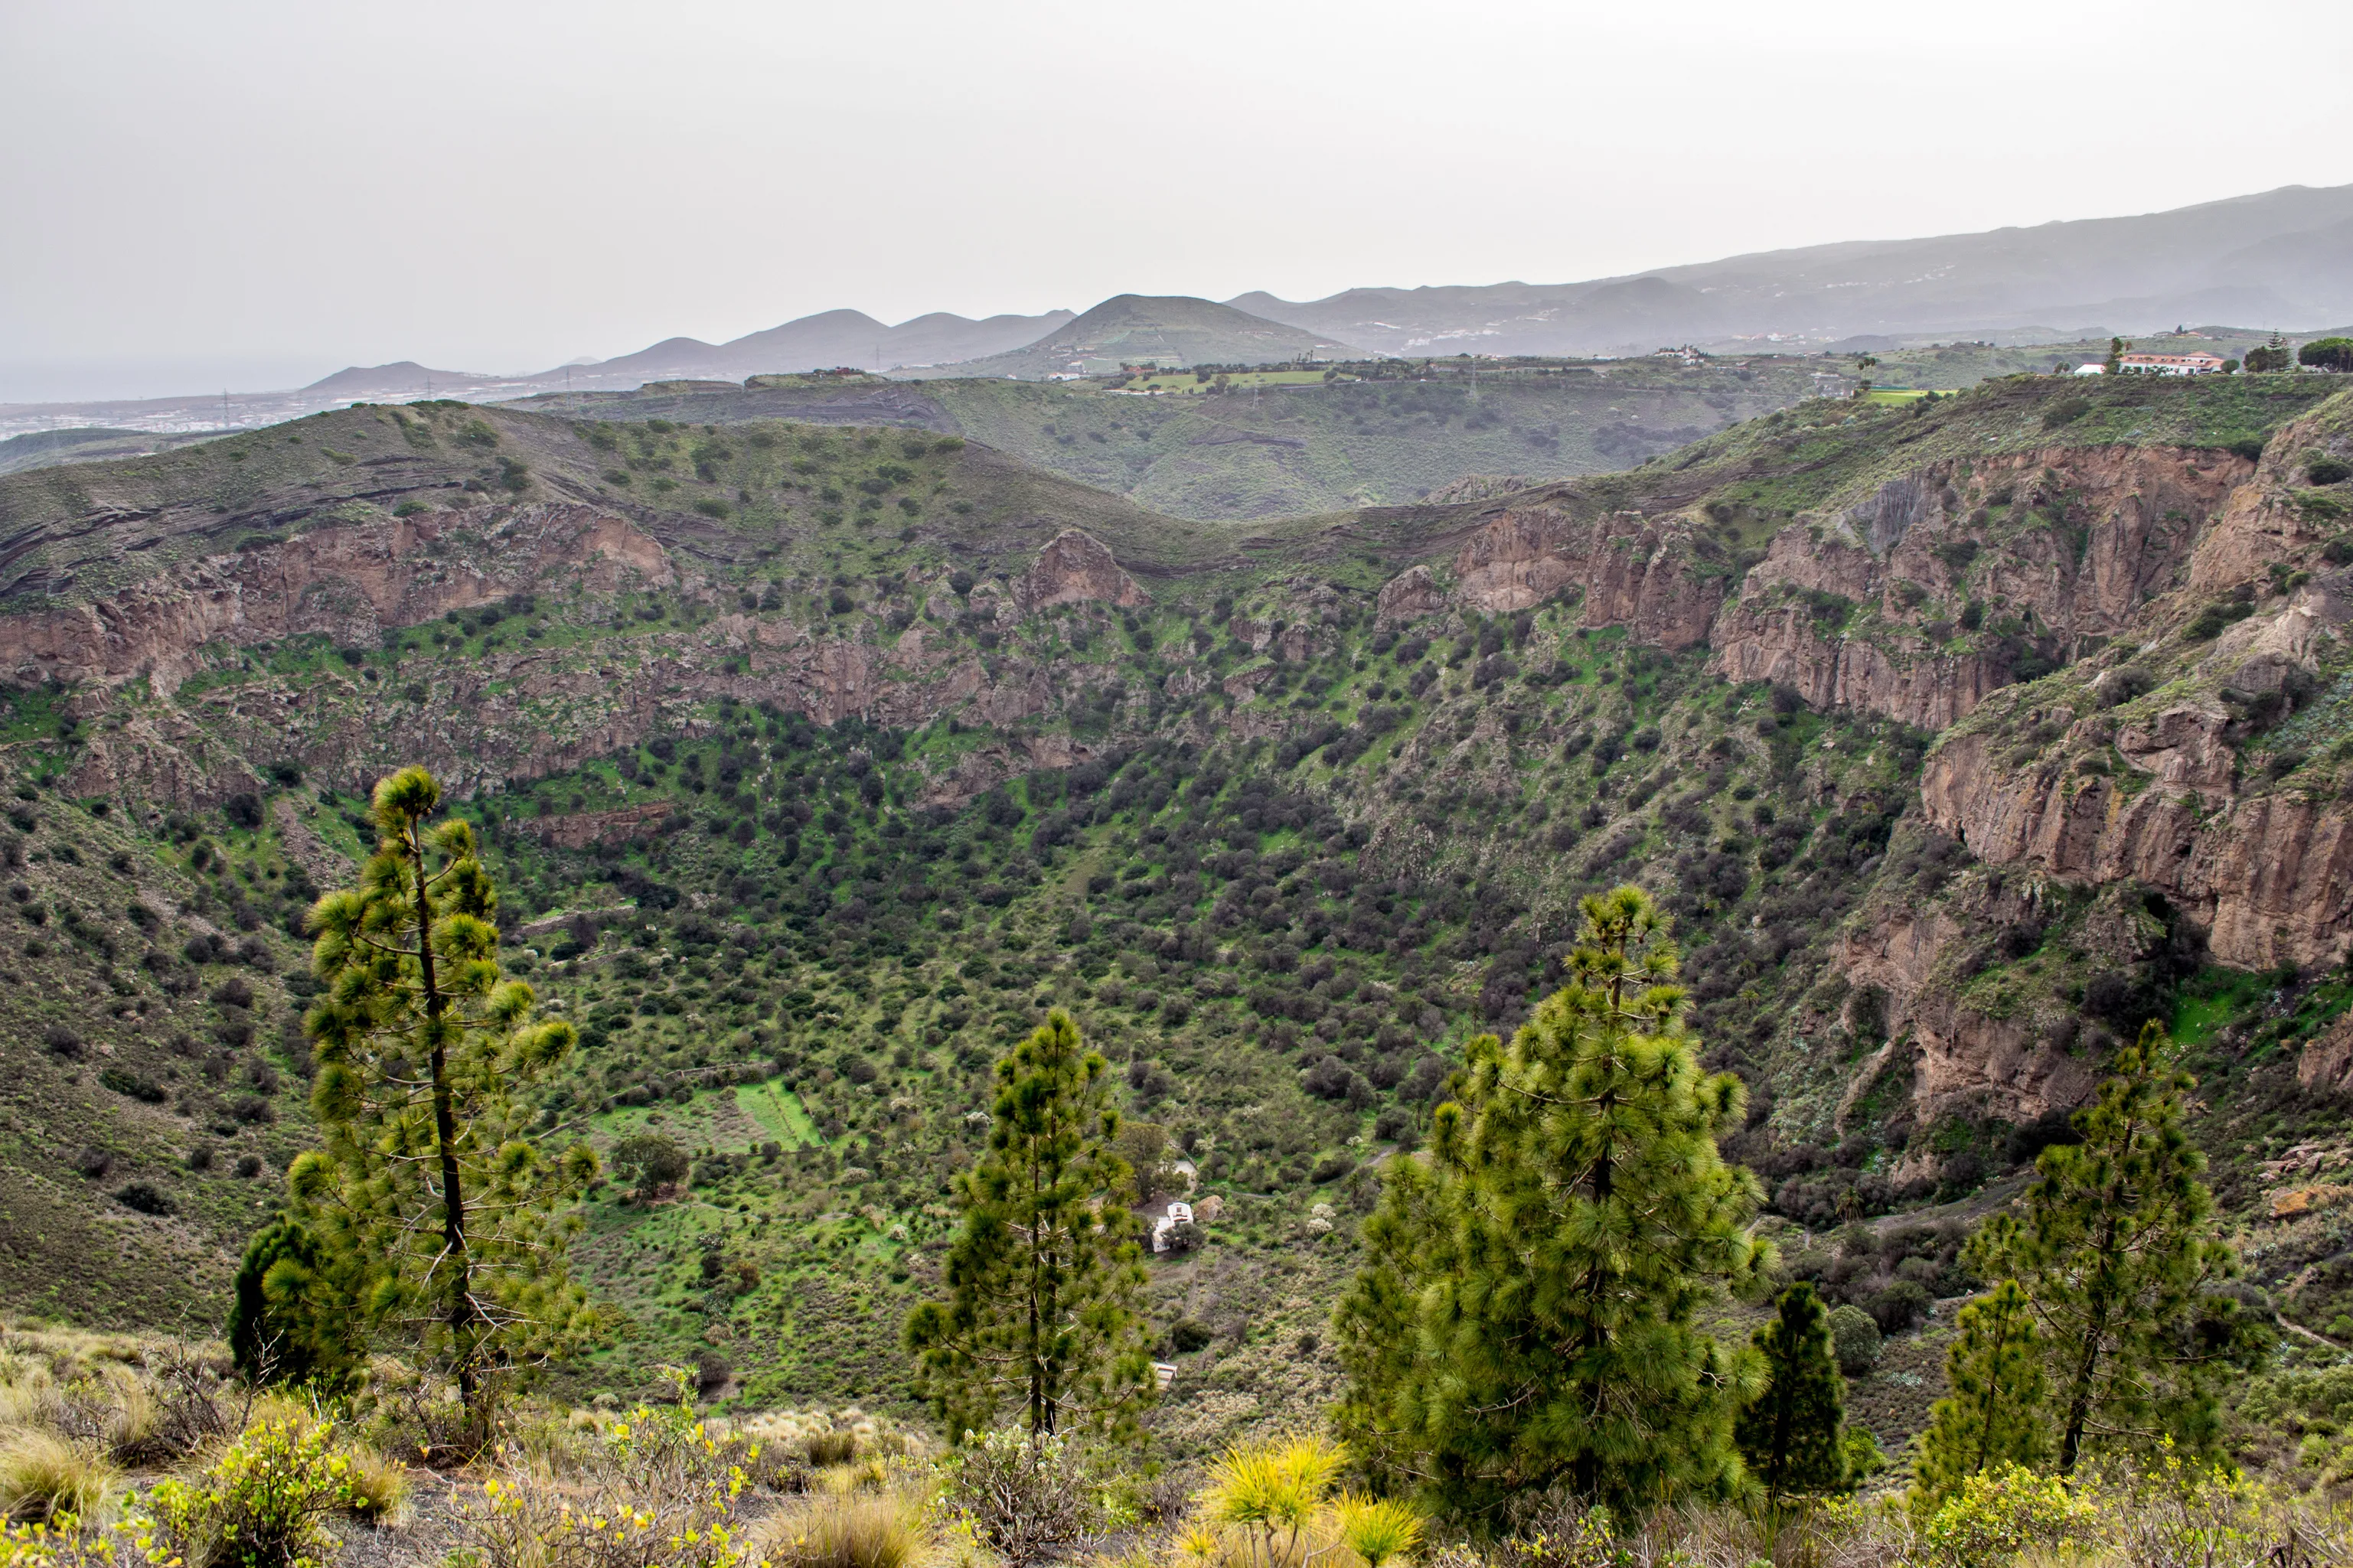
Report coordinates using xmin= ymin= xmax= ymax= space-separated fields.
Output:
xmin=0 ymin=1516 xmax=115 ymax=1568
xmin=449 ymin=1382 xmax=772 ymax=1568
xmin=942 ymin=1429 xmax=1096 ymax=1568
xmin=132 ymin=1417 xmax=357 ymax=1568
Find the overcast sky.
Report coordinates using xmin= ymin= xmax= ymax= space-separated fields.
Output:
xmin=4 ymin=0 xmax=2350 ymax=400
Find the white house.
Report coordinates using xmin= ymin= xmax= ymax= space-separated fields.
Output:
xmin=1150 ymin=1200 xmax=1196 ymax=1253
xmin=2118 ymin=350 xmax=2227 ymax=376
xmin=2073 ymin=363 xmax=2107 ymax=377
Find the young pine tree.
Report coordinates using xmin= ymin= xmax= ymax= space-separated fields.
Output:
xmin=1966 ymin=1022 xmax=2240 ymax=1475
xmin=288 ymin=767 xmax=596 ymax=1426
xmin=1334 ymin=886 xmax=1770 ymax=1523
xmin=1735 ymin=1282 xmax=1848 ymax=1498
xmin=224 ymin=1217 xmax=362 ymax=1391
xmin=1911 ymin=1278 xmax=2049 ymax=1510
xmin=906 ymin=1009 xmax=1154 ymax=1440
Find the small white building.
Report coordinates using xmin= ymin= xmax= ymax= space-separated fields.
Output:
xmin=2073 ymin=363 xmax=2107 ymax=377
xmin=2118 ymin=350 xmax=2227 ymax=376
xmin=1150 ymin=1201 xmax=1196 ymax=1253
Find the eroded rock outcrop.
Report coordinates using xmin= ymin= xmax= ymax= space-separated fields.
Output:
xmin=1377 ymin=504 xmax=1719 ymax=647
xmin=1711 ymin=444 xmax=2246 ymax=729
xmin=1013 ymin=530 xmax=1147 ymax=615
xmin=527 ymin=801 xmax=677 ymax=849
xmin=0 ymin=504 xmax=672 ymax=696
xmin=1836 ymin=875 xmax=2162 ymax=1125
xmin=1916 ymin=544 xmax=2353 ymax=970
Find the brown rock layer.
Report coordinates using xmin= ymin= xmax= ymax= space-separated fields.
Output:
xmin=528 ymin=802 xmax=677 ymax=849
xmin=1378 ymin=504 xmax=1720 ymax=648
xmin=0 ymin=504 xmax=672 ymax=697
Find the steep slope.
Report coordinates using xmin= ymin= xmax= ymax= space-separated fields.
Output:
xmin=6 ymin=374 xmax=2353 ymax=1451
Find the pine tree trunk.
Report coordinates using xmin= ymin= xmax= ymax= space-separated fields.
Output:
xmin=409 ymin=827 xmax=476 ymax=1413
xmin=2058 ymin=1098 xmax=2145 ymax=1476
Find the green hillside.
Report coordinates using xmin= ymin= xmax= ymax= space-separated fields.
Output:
xmin=3 ymin=371 xmax=2350 ymax=1463
xmin=517 ymin=355 xmax=1838 ymax=520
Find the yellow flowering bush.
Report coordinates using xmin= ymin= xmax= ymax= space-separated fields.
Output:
xmin=0 ymin=1516 xmax=113 ymax=1568
xmin=127 ymin=1418 xmax=357 ymax=1568
xmin=449 ymin=1377 xmax=767 ymax=1568
xmin=1916 ymin=1462 xmax=2090 ymax=1567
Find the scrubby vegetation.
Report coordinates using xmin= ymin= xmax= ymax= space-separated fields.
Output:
xmin=8 ymin=371 xmax=2353 ymax=1557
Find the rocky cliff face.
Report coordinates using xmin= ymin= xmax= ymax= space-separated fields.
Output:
xmin=11 ymin=500 xmax=1152 ymax=807
xmin=1376 ymin=499 xmax=1719 ymax=647
xmin=1708 ymin=445 xmax=2245 ymax=732
xmin=1913 ymin=403 xmax=2353 ymax=971
xmin=0 ymin=504 xmax=674 ymax=696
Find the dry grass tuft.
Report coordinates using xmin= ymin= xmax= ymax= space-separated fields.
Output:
xmin=0 ymin=1431 xmax=117 ymax=1525
xmin=756 ymin=1491 xmax=926 ymax=1568
xmin=338 ymin=1442 xmax=413 ymax=1528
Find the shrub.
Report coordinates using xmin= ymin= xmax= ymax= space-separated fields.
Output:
xmin=1915 ymin=1461 xmax=2090 ymax=1566
xmin=0 ymin=1434 xmax=116 ymax=1526
xmin=132 ymin=1418 xmax=354 ymax=1568
xmin=1200 ymin=1435 xmax=1345 ymax=1568
xmin=1333 ymin=1495 xmax=1422 ymax=1568
xmin=2185 ymin=599 xmax=2254 ymax=641
xmin=942 ymin=1429 xmax=1096 ymax=1568
xmin=451 ymin=1383 xmax=769 ymax=1568
xmin=1828 ymin=1304 xmax=1882 ymax=1375
xmin=0 ymin=1514 xmax=117 ymax=1568
xmin=1169 ymin=1319 xmax=1214 ymax=1354
xmin=1868 ymin=1280 xmax=1931 ymax=1333
xmin=2309 ymin=456 xmax=2351 ymax=487
xmin=112 ymin=1183 xmax=172 ymax=1217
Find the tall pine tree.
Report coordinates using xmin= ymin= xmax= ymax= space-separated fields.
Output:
xmin=1911 ymin=1278 xmax=2048 ymax=1509
xmin=1334 ymin=886 xmax=1770 ymax=1523
xmin=1966 ymin=1022 xmax=2240 ymax=1475
xmin=289 ymin=767 xmax=596 ymax=1429
xmin=1735 ymin=1282 xmax=1847 ymax=1498
xmin=906 ymin=1009 xmax=1154 ymax=1439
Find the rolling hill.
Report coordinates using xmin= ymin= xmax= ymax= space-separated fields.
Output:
xmin=518 ymin=355 xmax=1836 ymax=520
xmin=900 ymin=295 xmax=1363 ymax=380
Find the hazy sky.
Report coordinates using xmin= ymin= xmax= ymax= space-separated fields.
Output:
xmin=5 ymin=0 xmax=2350 ymax=400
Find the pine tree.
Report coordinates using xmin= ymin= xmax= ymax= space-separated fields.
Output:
xmin=906 ymin=1009 xmax=1154 ymax=1439
xmin=224 ymin=1218 xmax=361 ymax=1391
xmin=288 ymin=767 xmax=596 ymax=1427
xmin=1966 ymin=1022 xmax=2240 ymax=1475
xmin=1735 ymin=1282 xmax=1847 ymax=1498
xmin=1333 ymin=885 xmax=1770 ymax=1523
xmin=1911 ymin=1278 xmax=2049 ymax=1509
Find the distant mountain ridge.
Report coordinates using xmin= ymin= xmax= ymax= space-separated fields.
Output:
xmin=1229 ymin=184 xmax=2353 ymax=357
xmin=547 ymin=307 xmax=1078 ymax=387
xmin=10 ymin=182 xmax=2353 ymax=420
